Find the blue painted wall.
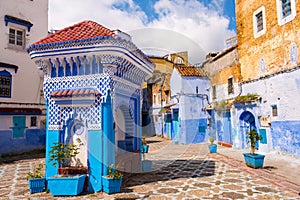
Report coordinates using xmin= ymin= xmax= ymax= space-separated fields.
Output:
xmin=271 ymin=120 xmax=300 ymax=158
xmin=45 ymin=129 xmax=59 ymax=178
xmin=0 ymin=129 xmax=45 ymax=155
xmin=180 ymin=118 xmax=207 ymax=144
xmin=88 ymin=130 xmax=103 ymax=192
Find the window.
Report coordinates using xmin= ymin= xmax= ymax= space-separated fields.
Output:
xmin=4 ymin=15 xmax=33 ymax=51
xmin=30 ymin=116 xmax=37 ymax=127
xmin=0 ymin=70 xmax=12 ymax=98
xmin=174 ymin=57 xmax=184 ymax=64
xmin=212 ymin=85 xmax=216 ymax=99
xmin=276 ymin=0 xmax=296 ymax=26
xmin=8 ymin=27 xmax=25 ymax=50
xmin=272 ymin=105 xmax=278 ymax=116
xmin=153 ymin=94 xmax=156 ymax=105
xmin=253 ymin=6 xmax=266 ymax=38
xmin=228 ymin=77 xmax=234 ymax=95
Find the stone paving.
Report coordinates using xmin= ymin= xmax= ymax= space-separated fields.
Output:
xmin=0 ymin=137 xmax=299 ymax=199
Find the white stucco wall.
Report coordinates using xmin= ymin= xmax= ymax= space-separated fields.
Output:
xmin=0 ymin=0 xmax=48 ymax=103
xmin=213 ymin=82 xmax=240 ymax=102
xmin=241 ymin=69 xmax=300 ymax=121
xmin=170 ymin=68 xmax=182 ymax=97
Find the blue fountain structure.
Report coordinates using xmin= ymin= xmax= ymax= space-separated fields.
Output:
xmin=27 ymin=20 xmax=154 ymax=193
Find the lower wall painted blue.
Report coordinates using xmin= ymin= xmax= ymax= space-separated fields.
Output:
xmin=45 ymin=129 xmax=59 ymax=178
xmin=271 ymin=121 xmax=300 ymax=158
xmin=180 ymin=118 xmax=207 ymax=144
xmin=88 ymin=130 xmax=103 ymax=192
xmin=0 ymin=129 xmax=46 ymax=155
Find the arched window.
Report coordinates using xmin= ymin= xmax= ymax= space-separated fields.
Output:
xmin=0 ymin=70 xmax=12 ymax=98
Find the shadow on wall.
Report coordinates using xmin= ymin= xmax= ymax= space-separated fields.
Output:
xmin=0 ymin=129 xmax=46 ymax=155
xmin=142 ymin=111 xmax=156 ymax=137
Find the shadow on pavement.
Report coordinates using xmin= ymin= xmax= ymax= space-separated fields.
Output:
xmin=123 ymin=159 xmax=216 ymax=188
xmin=0 ymin=153 xmax=45 ymax=164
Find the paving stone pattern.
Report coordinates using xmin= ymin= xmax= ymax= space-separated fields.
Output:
xmin=0 ymin=137 xmax=299 ymax=199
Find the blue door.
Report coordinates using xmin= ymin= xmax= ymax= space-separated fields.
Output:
xmin=12 ymin=116 xmax=26 ymax=138
xmin=223 ymin=111 xmax=232 ymax=143
xmin=239 ymin=111 xmax=257 ymax=149
xmin=172 ymin=109 xmax=179 ymax=140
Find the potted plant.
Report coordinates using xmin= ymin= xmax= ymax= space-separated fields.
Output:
xmin=102 ymin=164 xmax=123 ymax=194
xmin=48 ymin=142 xmax=79 ymax=174
xmin=208 ymin=137 xmax=217 ymax=153
xmin=27 ymin=163 xmax=45 ymax=194
xmin=47 ymin=142 xmax=86 ymax=196
xmin=243 ymin=129 xmax=265 ymax=169
xmin=141 ymin=137 xmax=149 ymax=153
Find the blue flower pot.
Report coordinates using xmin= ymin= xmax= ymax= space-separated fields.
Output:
xmin=102 ymin=177 xmax=122 ymax=194
xmin=142 ymin=145 xmax=149 ymax=153
xmin=243 ymin=153 xmax=265 ymax=169
xmin=208 ymin=144 xmax=217 ymax=153
xmin=142 ymin=160 xmax=152 ymax=172
xmin=47 ymin=174 xmax=86 ymax=196
xmin=28 ymin=178 xmax=45 ymax=194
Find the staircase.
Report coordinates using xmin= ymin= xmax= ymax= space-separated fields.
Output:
xmin=117 ymin=105 xmax=135 ymax=152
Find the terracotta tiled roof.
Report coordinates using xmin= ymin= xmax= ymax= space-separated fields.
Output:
xmin=51 ymin=88 xmax=101 ymax=98
xmin=34 ymin=20 xmax=117 ymax=46
xmin=175 ymin=66 xmax=206 ymax=77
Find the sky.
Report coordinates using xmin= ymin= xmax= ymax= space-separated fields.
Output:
xmin=49 ymin=0 xmax=236 ymax=64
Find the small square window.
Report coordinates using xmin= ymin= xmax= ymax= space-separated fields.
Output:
xmin=212 ymin=85 xmax=216 ymax=99
xmin=30 ymin=116 xmax=37 ymax=127
xmin=228 ymin=77 xmax=234 ymax=95
xmin=272 ymin=105 xmax=278 ymax=117
xmin=253 ymin=6 xmax=266 ymax=38
xmin=8 ymin=27 xmax=25 ymax=50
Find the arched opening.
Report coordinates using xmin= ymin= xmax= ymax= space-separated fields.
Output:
xmin=115 ymin=104 xmax=134 ymax=152
xmin=239 ymin=111 xmax=256 ymax=149
xmin=63 ymin=117 xmax=88 ymax=167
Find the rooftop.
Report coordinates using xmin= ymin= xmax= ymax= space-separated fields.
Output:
xmin=33 ymin=20 xmax=117 ymax=46
xmin=175 ymin=66 xmax=206 ymax=77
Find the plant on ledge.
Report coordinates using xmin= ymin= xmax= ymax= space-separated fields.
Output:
xmin=234 ymin=94 xmax=259 ymax=103
xmin=48 ymin=142 xmax=80 ymax=174
xmin=213 ymin=100 xmax=232 ymax=111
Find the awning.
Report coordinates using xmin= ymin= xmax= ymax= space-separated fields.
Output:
xmin=0 ymin=107 xmax=42 ymax=115
xmin=51 ymin=88 xmax=101 ymax=98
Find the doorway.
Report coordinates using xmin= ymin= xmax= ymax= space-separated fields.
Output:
xmin=239 ymin=111 xmax=256 ymax=149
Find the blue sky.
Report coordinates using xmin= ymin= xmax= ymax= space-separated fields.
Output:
xmin=49 ymin=0 xmax=236 ymax=63
xmin=127 ymin=0 xmax=236 ymax=31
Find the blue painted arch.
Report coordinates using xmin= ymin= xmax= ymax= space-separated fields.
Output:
xmin=239 ymin=111 xmax=257 ymax=149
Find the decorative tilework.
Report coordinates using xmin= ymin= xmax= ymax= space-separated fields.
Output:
xmin=44 ymin=74 xmax=110 ymax=130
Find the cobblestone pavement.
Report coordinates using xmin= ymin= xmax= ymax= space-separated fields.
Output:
xmin=0 ymin=137 xmax=299 ymax=199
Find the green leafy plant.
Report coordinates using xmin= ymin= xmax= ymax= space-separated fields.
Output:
xmin=246 ymin=129 xmax=262 ymax=155
xmin=234 ymin=94 xmax=259 ymax=103
xmin=208 ymin=137 xmax=215 ymax=145
xmin=27 ymin=163 xmax=45 ymax=179
xmin=106 ymin=164 xmax=123 ymax=180
xmin=49 ymin=142 xmax=79 ymax=167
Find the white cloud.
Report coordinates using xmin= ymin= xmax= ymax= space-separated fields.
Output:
xmin=49 ymin=0 xmax=235 ymax=64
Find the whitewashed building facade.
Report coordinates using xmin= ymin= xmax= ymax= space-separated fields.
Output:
xmin=0 ymin=0 xmax=48 ymax=155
